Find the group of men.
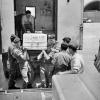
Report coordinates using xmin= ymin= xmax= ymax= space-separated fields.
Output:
xmin=1 ymin=9 xmax=84 ymax=89
xmin=2 ymin=34 xmax=84 ymax=89
xmin=53 ymin=41 xmax=84 ymax=75
xmin=34 ymin=36 xmax=84 ymax=87
xmin=41 ymin=37 xmax=84 ymax=75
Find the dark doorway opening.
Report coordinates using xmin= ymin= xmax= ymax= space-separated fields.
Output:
xmin=14 ymin=0 xmax=57 ymax=40
xmin=84 ymin=1 xmax=100 ymax=11
xmin=0 ymin=17 xmax=2 ymax=54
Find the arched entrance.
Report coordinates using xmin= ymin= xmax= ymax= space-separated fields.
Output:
xmin=84 ymin=1 xmax=100 ymax=22
xmin=84 ymin=1 xmax=100 ymax=11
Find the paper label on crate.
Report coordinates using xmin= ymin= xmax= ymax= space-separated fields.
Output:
xmin=23 ymin=33 xmax=47 ymax=50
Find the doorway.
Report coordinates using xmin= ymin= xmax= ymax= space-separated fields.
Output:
xmin=14 ymin=0 xmax=57 ymax=40
xmin=84 ymin=1 xmax=100 ymax=22
xmin=13 ymin=0 xmax=58 ymax=89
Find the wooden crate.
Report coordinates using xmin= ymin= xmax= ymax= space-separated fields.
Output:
xmin=23 ymin=33 xmax=47 ymax=50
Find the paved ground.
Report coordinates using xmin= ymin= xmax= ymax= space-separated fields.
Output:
xmin=0 ymin=55 xmax=8 ymax=90
xmin=78 ymin=23 xmax=100 ymax=99
xmin=52 ymin=23 xmax=100 ymax=100
xmin=79 ymin=23 xmax=100 ymax=73
xmin=0 ymin=23 xmax=100 ymax=99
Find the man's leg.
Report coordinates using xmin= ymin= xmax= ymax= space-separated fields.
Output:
xmin=21 ymin=62 xmax=32 ymax=89
xmin=40 ymin=66 xmax=46 ymax=88
xmin=8 ymin=69 xmax=20 ymax=89
xmin=2 ymin=52 xmax=9 ymax=79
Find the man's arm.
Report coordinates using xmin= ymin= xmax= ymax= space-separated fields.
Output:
xmin=31 ymin=16 xmax=35 ymax=32
xmin=43 ymin=50 xmax=50 ymax=60
xmin=22 ymin=16 xmax=26 ymax=33
xmin=21 ymin=51 xmax=28 ymax=60
xmin=8 ymin=47 xmax=12 ymax=63
xmin=12 ymin=48 xmax=28 ymax=61
xmin=58 ymin=69 xmax=79 ymax=75
xmin=37 ymin=50 xmax=43 ymax=60
xmin=51 ymin=53 xmax=57 ymax=65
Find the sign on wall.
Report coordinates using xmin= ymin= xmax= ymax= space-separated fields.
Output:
xmin=23 ymin=33 xmax=47 ymax=50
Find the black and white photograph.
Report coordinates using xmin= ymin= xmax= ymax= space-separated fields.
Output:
xmin=0 ymin=0 xmax=100 ymax=100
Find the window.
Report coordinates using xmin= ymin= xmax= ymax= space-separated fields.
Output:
xmin=26 ymin=7 xmax=36 ymax=18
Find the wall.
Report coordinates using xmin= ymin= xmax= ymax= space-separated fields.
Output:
xmin=84 ymin=11 xmax=100 ymax=22
xmin=1 ymin=0 xmax=14 ymax=52
xmin=15 ymin=0 xmax=54 ymax=32
xmin=57 ymin=0 xmax=83 ymax=47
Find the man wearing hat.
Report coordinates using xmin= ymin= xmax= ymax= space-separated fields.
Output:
xmin=8 ymin=34 xmax=21 ymax=89
xmin=11 ymin=37 xmax=32 ymax=88
xmin=62 ymin=37 xmax=71 ymax=44
xmin=51 ymin=43 xmax=71 ymax=75
xmin=58 ymin=42 xmax=84 ymax=74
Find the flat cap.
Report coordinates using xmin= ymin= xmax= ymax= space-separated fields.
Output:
xmin=14 ymin=37 xmax=20 ymax=43
xmin=10 ymin=34 xmax=17 ymax=42
xmin=69 ymin=42 xmax=78 ymax=50
xmin=63 ymin=37 xmax=71 ymax=43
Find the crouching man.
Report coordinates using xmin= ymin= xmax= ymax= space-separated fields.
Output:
xmin=11 ymin=37 xmax=32 ymax=88
xmin=58 ymin=42 xmax=84 ymax=75
xmin=51 ymin=43 xmax=71 ymax=75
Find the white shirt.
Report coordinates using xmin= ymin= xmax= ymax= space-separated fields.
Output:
xmin=22 ymin=15 xmax=34 ymax=25
xmin=71 ymin=53 xmax=84 ymax=73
